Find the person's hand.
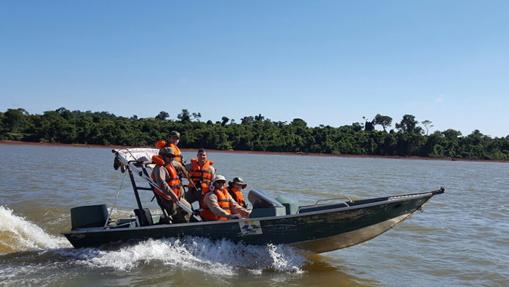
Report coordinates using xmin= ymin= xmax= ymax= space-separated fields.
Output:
xmin=239 ymin=209 xmax=251 ymax=218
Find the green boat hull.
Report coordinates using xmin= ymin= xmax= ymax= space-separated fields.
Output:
xmin=64 ymin=189 xmax=443 ymax=253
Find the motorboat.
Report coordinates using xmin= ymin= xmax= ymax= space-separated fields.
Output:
xmin=64 ymin=148 xmax=444 ymax=253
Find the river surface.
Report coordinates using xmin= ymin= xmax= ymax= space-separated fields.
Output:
xmin=0 ymin=144 xmax=508 ymax=286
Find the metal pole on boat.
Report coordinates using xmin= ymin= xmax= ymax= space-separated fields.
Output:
xmin=127 ymin=165 xmax=144 ymax=210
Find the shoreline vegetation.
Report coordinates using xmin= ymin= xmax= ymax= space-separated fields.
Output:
xmin=1 ymin=140 xmax=507 ymax=164
xmin=1 ymin=107 xmax=508 ymax=162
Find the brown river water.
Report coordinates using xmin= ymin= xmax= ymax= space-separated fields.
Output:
xmin=0 ymin=144 xmax=508 ymax=286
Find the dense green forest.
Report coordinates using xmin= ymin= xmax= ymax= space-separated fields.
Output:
xmin=1 ymin=107 xmax=508 ymax=160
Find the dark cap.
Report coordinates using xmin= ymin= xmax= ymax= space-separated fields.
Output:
xmin=159 ymin=147 xmax=175 ymax=157
xmin=229 ymin=177 xmax=247 ymax=188
xmin=169 ymin=131 xmax=181 ymax=139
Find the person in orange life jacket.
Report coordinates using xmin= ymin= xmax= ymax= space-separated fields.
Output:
xmin=227 ymin=177 xmax=248 ymax=208
xmin=201 ymin=175 xmax=250 ymax=221
xmin=151 ymin=147 xmax=191 ymax=223
xmin=155 ymin=130 xmax=183 ymax=164
xmin=184 ymin=149 xmax=216 ymax=205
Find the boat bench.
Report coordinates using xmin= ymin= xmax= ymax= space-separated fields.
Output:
xmin=248 ymin=190 xmax=288 ymax=218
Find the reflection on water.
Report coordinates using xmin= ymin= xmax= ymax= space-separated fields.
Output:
xmin=0 ymin=144 xmax=508 ymax=286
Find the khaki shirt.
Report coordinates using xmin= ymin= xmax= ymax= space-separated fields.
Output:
xmin=151 ymin=161 xmax=185 ymax=198
xmin=203 ymin=190 xmax=250 ymax=218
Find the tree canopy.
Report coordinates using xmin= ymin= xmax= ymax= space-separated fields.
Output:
xmin=1 ymin=108 xmax=508 ymax=161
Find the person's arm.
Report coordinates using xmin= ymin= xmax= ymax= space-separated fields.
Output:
xmin=174 ymin=161 xmax=190 ymax=178
xmin=204 ymin=193 xmax=232 ymax=218
xmin=228 ymin=194 xmax=250 ymax=218
xmin=152 ymin=166 xmax=171 ymax=193
xmin=209 ymin=166 xmax=216 ymax=177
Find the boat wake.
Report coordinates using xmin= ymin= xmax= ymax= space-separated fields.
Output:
xmin=0 ymin=205 xmax=307 ymax=280
xmin=57 ymin=238 xmax=306 ymax=275
xmin=0 ymin=205 xmax=70 ymax=253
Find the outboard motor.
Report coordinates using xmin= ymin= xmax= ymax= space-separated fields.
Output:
xmin=248 ymin=190 xmax=286 ymax=218
xmin=70 ymin=204 xmax=109 ymax=230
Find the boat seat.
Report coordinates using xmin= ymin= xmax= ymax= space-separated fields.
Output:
xmin=248 ymin=190 xmax=283 ymax=208
xmin=275 ymin=195 xmax=299 ymax=215
xmin=248 ymin=190 xmax=286 ymax=218
xmin=70 ymin=204 xmax=109 ymax=230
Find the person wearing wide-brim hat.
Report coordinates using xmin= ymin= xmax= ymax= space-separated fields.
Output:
xmin=200 ymin=175 xmax=250 ymax=221
xmin=227 ymin=177 xmax=248 ymax=208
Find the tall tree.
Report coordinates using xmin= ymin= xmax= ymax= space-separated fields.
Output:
xmin=177 ymin=109 xmax=191 ymax=123
xmin=155 ymin=111 xmax=169 ymax=120
xmin=373 ymin=114 xmax=392 ymax=131
xmin=3 ymin=108 xmax=29 ymax=132
xmin=396 ymin=114 xmax=421 ymax=134
xmin=422 ymin=120 xmax=433 ymax=135
xmin=192 ymin=112 xmax=202 ymax=122
xmin=221 ymin=116 xmax=229 ymax=126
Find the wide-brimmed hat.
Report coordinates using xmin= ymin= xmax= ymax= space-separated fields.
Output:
xmin=169 ymin=131 xmax=181 ymax=139
xmin=229 ymin=177 xmax=247 ymax=188
xmin=212 ymin=175 xmax=226 ymax=184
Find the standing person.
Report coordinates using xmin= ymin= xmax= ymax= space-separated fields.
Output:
xmin=185 ymin=149 xmax=215 ymax=205
xmin=166 ymin=131 xmax=183 ymax=164
xmin=155 ymin=131 xmax=183 ymax=164
xmin=227 ymin=177 xmax=248 ymax=208
xmin=201 ymin=175 xmax=250 ymax=221
xmin=151 ymin=147 xmax=191 ymax=223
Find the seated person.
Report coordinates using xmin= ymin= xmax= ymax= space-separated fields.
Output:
xmin=227 ymin=177 xmax=248 ymax=208
xmin=200 ymin=175 xmax=250 ymax=221
xmin=185 ymin=149 xmax=215 ymax=205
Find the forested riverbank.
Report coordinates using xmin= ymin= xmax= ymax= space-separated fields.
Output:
xmin=1 ymin=108 xmax=508 ymax=160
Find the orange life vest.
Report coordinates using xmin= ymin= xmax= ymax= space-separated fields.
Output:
xmin=189 ymin=158 xmax=214 ymax=193
xmin=151 ymin=155 xmax=182 ymax=198
xmin=228 ymin=187 xmax=246 ymax=208
xmin=169 ymin=143 xmax=183 ymax=164
xmin=155 ymin=140 xmax=167 ymax=149
xmin=154 ymin=140 xmax=183 ymax=164
xmin=200 ymin=187 xmax=231 ymax=221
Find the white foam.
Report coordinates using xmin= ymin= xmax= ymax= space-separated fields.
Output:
xmin=59 ymin=237 xmax=306 ymax=275
xmin=0 ymin=205 xmax=306 ymax=275
xmin=0 ymin=205 xmax=70 ymax=251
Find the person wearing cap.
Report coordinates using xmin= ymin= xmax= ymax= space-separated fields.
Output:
xmin=185 ymin=149 xmax=216 ymax=205
xmin=154 ymin=131 xmax=183 ymax=164
xmin=227 ymin=177 xmax=248 ymax=208
xmin=200 ymin=175 xmax=250 ymax=221
xmin=150 ymin=147 xmax=192 ymax=223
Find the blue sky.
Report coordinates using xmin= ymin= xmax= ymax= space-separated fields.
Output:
xmin=1 ymin=1 xmax=508 ymax=137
